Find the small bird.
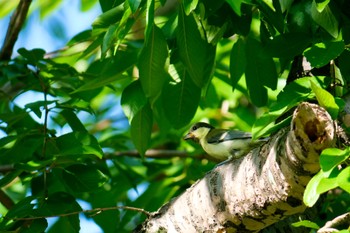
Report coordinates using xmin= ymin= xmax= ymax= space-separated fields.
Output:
xmin=184 ymin=122 xmax=265 ymax=162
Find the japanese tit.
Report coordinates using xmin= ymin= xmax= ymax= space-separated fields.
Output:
xmin=184 ymin=122 xmax=265 ymax=162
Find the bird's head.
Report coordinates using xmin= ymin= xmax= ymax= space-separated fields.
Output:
xmin=183 ymin=122 xmax=214 ymax=143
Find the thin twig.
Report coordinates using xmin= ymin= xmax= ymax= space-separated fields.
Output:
xmin=0 ymin=189 xmax=15 ymax=210
xmin=0 ymin=0 xmax=32 ymax=60
xmin=318 ymin=212 xmax=350 ymax=233
xmin=0 ymin=150 xmax=206 ymax=173
xmin=7 ymin=205 xmax=151 ymax=221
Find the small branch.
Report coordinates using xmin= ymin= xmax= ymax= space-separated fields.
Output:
xmin=0 ymin=0 xmax=32 ymax=60
xmin=318 ymin=212 xmax=350 ymax=233
xmin=0 ymin=150 xmax=206 ymax=173
xmin=7 ymin=205 xmax=151 ymax=221
xmin=109 ymin=149 xmax=195 ymax=159
xmin=0 ymin=189 xmax=15 ymax=210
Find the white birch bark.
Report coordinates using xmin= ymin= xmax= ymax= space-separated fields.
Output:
xmin=137 ymin=102 xmax=336 ymax=232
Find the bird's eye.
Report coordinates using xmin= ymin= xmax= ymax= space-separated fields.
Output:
xmin=192 ymin=125 xmax=197 ymax=131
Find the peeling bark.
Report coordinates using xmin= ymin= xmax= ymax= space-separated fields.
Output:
xmin=136 ymin=102 xmax=336 ymax=232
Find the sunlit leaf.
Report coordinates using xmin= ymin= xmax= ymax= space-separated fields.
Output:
xmin=320 ymin=148 xmax=349 ymax=175
xmin=337 ymin=167 xmax=350 ymax=193
xmin=56 ymin=132 xmax=104 ymax=159
xmin=183 ymin=0 xmax=198 ymax=15
xmin=311 ymin=1 xmax=339 ymax=38
xmin=38 ymin=0 xmax=62 ymax=19
xmin=303 ymin=171 xmax=323 ymax=207
xmin=316 ymin=172 xmax=339 ymax=194
xmin=92 ymin=4 xmax=125 ymax=28
xmin=0 ymin=0 xmax=18 ymax=18
xmin=128 ymin=0 xmax=142 ymax=12
xmin=310 ymin=81 xmax=339 ymax=119
xmin=314 ymin=0 xmax=330 ymax=12
xmin=292 ymin=220 xmax=319 ymax=229
xmin=226 ymin=0 xmax=244 ymax=16
xmin=304 ymin=41 xmax=345 ymax=68
xmin=101 ymin=24 xmax=118 ymax=58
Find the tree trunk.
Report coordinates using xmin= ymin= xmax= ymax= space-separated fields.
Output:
xmin=136 ymin=102 xmax=336 ymax=232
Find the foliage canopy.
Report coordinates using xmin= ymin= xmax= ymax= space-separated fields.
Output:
xmin=0 ymin=0 xmax=349 ymax=232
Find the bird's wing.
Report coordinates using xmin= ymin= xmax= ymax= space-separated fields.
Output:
xmin=206 ymin=129 xmax=252 ymax=144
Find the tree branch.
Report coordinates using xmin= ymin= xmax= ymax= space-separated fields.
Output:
xmin=6 ymin=205 xmax=151 ymax=221
xmin=0 ymin=0 xmax=32 ymax=60
xmin=136 ymin=102 xmax=336 ymax=232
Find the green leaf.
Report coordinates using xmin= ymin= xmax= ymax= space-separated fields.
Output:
xmin=226 ymin=0 xmax=244 ymax=16
xmin=316 ymin=176 xmax=338 ymax=194
xmin=177 ymin=5 xmax=216 ymax=88
xmin=2 ymin=135 xmax=44 ymax=163
xmin=230 ymin=37 xmax=246 ymax=90
xmin=245 ymin=37 xmax=277 ymax=107
xmin=101 ymin=24 xmax=118 ymax=58
xmin=162 ymin=64 xmax=201 ymax=129
xmin=320 ymin=148 xmax=350 ymax=175
xmin=17 ymin=48 xmax=46 ymax=65
xmin=47 ymin=216 xmax=80 ymax=233
xmin=130 ymin=103 xmax=153 ymax=157
xmin=310 ymin=81 xmax=339 ymax=119
xmin=0 ymin=0 xmax=17 ymax=18
xmin=25 ymin=100 xmax=56 ymax=119
xmin=38 ymin=0 xmax=62 ymax=19
xmin=145 ymin=0 xmax=155 ymax=39
xmin=5 ymin=196 xmax=36 ymax=218
xmin=74 ymin=51 xmax=137 ymax=93
xmin=303 ymin=171 xmax=323 ymax=207
xmin=66 ymin=30 xmax=92 ymax=46
xmin=121 ymin=80 xmax=148 ymax=122
xmin=62 ymin=165 xmax=108 ymax=192
xmin=264 ymin=33 xmax=311 ymax=58
xmin=303 ymin=41 xmax=345 ymax=68
xmin=292 ymin=220 xmax=320 ymax=229
xmin=56 ymin=132 xmax=104 ymax=159
xmin=0 ymin=170 xmax=22 ymax=187
xmin=253 ymin=76 xmax=326 ymax=139
xmin=183 ymin=0 xmax=198 ymax=15
xmin=60 ymin=109 xmax=88 ymax=132
xmin=138 ymin=24 xmax=169 ymax=102
xmin=255 ymin=0 xmax=284 ymax=33
xmin=21 ymin=218 xmax=48 ymax=233
xmin=311 ymin=1 xmax=338 ymax=38
xmin=315 ymin=0 xmax=330 ymax=12
xmin=128 ymin=0 xmax=142 ymax=13
xmin=92 ymin=4 xmax=125 ymax=28
xmin=279 ymin=0 xmax=293 ymax=13
xmin=337 ymin=166 xmax=350 ymax=193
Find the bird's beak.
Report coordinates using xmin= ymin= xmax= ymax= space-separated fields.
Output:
xmin=183 ymin=132 xmax=194 ymax=140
